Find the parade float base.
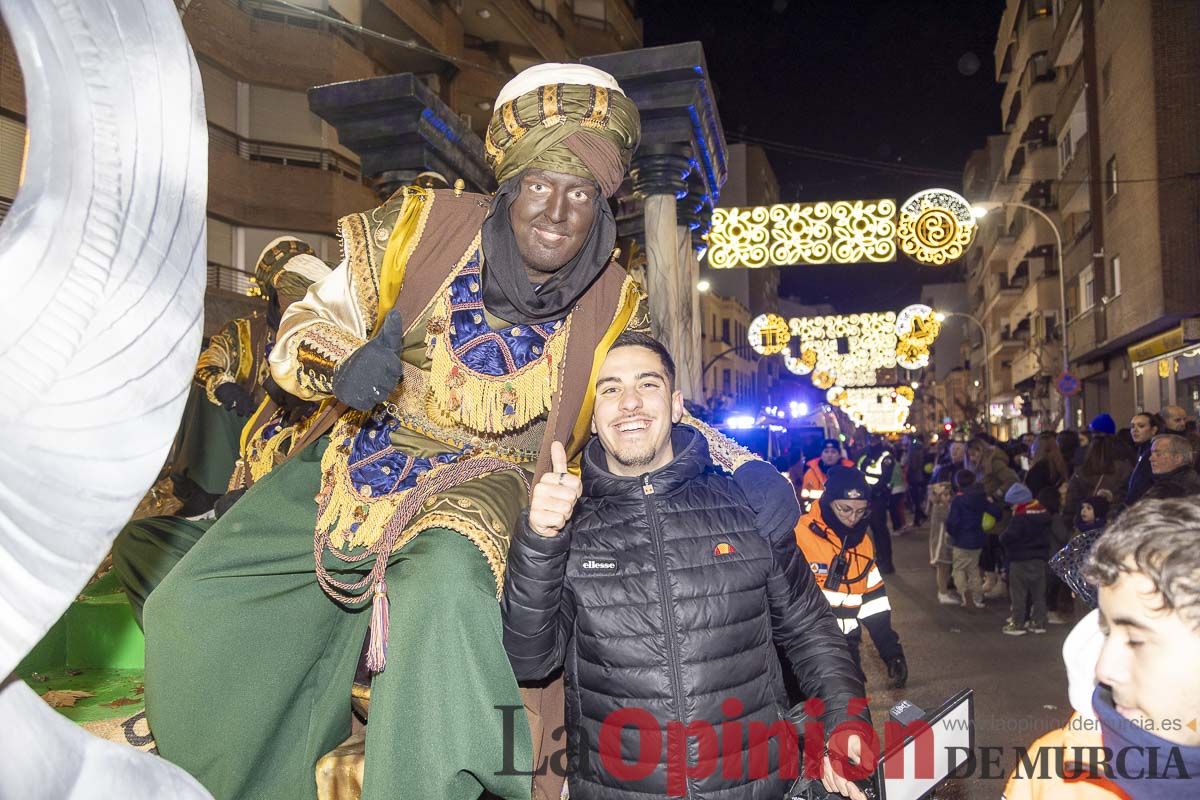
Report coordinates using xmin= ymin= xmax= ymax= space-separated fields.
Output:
xmin=15 ymin=570 xmax=155 ymax=751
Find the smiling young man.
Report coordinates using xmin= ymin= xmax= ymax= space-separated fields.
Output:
xmin=1087 ymin=498 xmax=1200 ymax=794
xmin=502 ymin=332 xmax=870 ymax=800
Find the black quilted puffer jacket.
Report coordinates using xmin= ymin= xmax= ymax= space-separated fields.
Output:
xmin=502 ymin=425 xmax=867 ymax=800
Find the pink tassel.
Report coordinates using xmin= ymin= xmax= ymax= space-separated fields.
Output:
xmin=366 ymin=580 xmax=390 ymax=673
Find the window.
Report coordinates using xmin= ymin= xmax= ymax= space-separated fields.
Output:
xmin=711 ymin=314 xmax=717 ymax=339
xmin=1110 ymin=255 xmax=1122 ymax=297
xmin=1102 ymin=59 xmax=1112 ymax=101
xmin=721 ymin=319 xmax=730 ymax=344
xmin=1058 ymin=128 xmax=1073 ymax=172
xmin=1105 ymin=155 xmax=1118 ymax=198
xmin=1079 ymin=265 xmax=1095 ymax=314
xmin=723 ymin=369 xmax=731 ymax=395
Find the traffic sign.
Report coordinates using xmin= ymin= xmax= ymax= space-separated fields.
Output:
xmin=1055 ymin=371 xmax=1082 ymax=396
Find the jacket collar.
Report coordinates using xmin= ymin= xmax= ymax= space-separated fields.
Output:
xmin=581 ymin=424 xmax=709 ymax=499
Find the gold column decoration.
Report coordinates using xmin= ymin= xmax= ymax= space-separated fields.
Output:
xmin=897 ymin=188 xmax=977 ymax=266
xmin=707 ymin=199 xmax=897 ymax=268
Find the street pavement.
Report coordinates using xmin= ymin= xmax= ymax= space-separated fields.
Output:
xmin=856 ymin=521 xmax=1077 ymax=799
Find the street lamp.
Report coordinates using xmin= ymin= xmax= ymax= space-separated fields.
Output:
xmin=972 ymin=201 xmax=1071 ymax=427
xmin=696 ymin=279 xmax=711 ymax=293
xmin=935 ymin=310 xmax=992 ymax=434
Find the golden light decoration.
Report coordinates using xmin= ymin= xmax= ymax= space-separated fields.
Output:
xmin=897 ymin=188 xmax=977 ymax=266
xmin=788 ymin=311 xmax=898 ymax=387
xmin=708 ymin=199 xmax=898 ymax=269
xmin=826 ymin=386 xmax=849 ymax=407
xmin=812 ymin=370 xmax=835 ymax=390
xmin=897 ymin=385 xmax=915 ymax=402
xmin=895 ymin=339 xmax=931 ymax=370
xmin=895 ymin=303 xmax=941 ymax=347
xmin=783 ymin=345 xmax=817 ymax=375
xmin=841 ymin=386 xmax=914 ymax=433
xmin=747 ymin=313 xmax=791 ymax=355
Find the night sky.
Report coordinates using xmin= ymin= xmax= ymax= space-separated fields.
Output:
xmin=640 ymin=0 xmax=1007 ymax=312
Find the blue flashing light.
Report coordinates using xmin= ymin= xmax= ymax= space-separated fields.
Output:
xmin=725 ymin=414 xmax=756 ymax=430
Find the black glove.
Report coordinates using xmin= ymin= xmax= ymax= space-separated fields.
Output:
xmin=214 ymin=382 xmax=255 ymax=416
xmin=886 ymin=654 xmax=908 ymax=689
xmin=733 ymin=459 xmax=801 ymax=551
xmin=331 ymin=308 xmax=405 ymax=412
xmin=213 ymin=487 xmax=247 ymax=519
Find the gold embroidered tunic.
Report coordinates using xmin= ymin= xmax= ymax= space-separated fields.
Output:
xmin=271 ymin=187 xmax=646 ymax=592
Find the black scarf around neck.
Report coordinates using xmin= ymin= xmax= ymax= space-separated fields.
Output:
xmin=480 ymin=174 xmax=617 ymax=325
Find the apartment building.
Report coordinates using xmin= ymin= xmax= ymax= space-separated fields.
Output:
xmin=702 ymin=142 xmax=784 ymax=411
xmin=963 ymin=0 xmax=1200 ymax=436
xmin=700 ymin=292 xmax=758 ymax=413
xmin=0 ymin=0 xmax=641 ymax=331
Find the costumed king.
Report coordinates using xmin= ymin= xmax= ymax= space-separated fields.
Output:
xmin=143 ymin=63 xmax=797 ymax=800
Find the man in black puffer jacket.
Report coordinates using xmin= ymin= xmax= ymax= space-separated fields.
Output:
xmin=502 ymin=332 xmax=870 ymax=800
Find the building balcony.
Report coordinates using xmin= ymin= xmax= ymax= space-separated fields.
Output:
xmin=989 ymin=332 xmax=1026 ymax=362
xmin=1011 ymin=343 xmax=1056 ymax=386
xmin=1009 ymin=273 xmax=1061 ymax=328
xmin=208 ymin=124 xmax=377 ymax=233
xmin=183 ymin=0 xmax=384 ymax=93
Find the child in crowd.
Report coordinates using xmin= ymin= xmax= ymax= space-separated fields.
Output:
xmin=1074 ymin=493 xmax=1110 ymax=536
xmin=927 ymin=479 xmax=957 ymax=605
xmin=999 ymin=483 xmax=1052 ymax=635
xmin=946 ymin=470 xmax=1002 ymax=609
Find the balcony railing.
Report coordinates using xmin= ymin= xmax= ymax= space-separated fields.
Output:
xmin=208 ymin=123 xmax=362 ymax=182
xmin=207 ymin=262 xmax=261 ymax=297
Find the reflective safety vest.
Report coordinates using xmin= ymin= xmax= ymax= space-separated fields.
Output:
xmin=799 ymin=457 xmax=855 ymax=501
xmin=857 ymin=451 xmax=890 ymax=487
xmin=793 ymin=503 xmax=890 ymax=636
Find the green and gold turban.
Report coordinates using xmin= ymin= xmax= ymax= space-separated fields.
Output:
xmin=485 ymin=63 xmax=640 ymax=197
xmin=254 ymin=237 xmax=331 ymax=304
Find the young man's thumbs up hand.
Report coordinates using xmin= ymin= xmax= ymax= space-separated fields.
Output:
xmin=528 ymin=441 xmax=582 ymax=538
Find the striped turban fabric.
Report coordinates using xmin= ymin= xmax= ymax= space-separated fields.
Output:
xmin=485 ymin=63 xmax=640 ymax=198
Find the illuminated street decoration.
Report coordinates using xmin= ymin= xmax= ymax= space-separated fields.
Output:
xmin=840 ymin=386 xmax=913 ymax=433
xmin=896 ymin=188 xmax=977 ymax=266
xmin=750 ymin=305 xmax=943 ymax=391
xmin=747 ymin=313 xmax=791 ymax=355
xmin=826 ymin=386 xmax=848 ymax=407
xmin=708 ymin=200 xmax=897 ymax=268
xmin=707 ymin=190 xmax=978 ymax=268
xmin=786 ymin=312 xmax=899 ymax=387
xmin=895 ymin=303 xmax=941 ymax=347
xmin=895 ymin=339 xmax=932 ymax=370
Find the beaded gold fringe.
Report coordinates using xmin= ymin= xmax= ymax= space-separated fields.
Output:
xmin=425 ymin=290 xmax=570 ymax=434
xmin=315 ymin=413 xmax=413 ymax=551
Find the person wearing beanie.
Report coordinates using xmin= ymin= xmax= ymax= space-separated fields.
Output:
xmin=795 ymin=466 xmax=908 ymax=689
xmin=946 ymin=469 xmax=1003 ymax=608
xmin=795 ymin=437 xmax=855 ymax=507
xmin=1076 ymin=494 xmax=1110 ymax=533
xmin=1089 ymin=413 xmax=1118 ymax=436
xmin=999 ymin=483 xmax=1053 ymax=635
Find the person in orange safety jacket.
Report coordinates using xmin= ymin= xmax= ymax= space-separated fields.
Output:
xmin=794 ymin=465 xmax=907 ymax=689
xmin=794 ymin=438 xmax=855 ymax=506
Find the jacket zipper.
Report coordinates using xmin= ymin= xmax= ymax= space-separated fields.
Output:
xmin=643 ymin=473 xmax=692 ymax=799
